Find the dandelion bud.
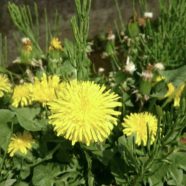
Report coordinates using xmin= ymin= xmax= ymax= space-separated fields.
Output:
xmin=21 ymin=37 xmax=31 ymax=45
xmin=21 ymin=37 xmax=32 ymax=52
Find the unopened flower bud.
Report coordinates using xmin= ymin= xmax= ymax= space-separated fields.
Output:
xmin=21 ymin=37 xmax=31 ymax=45
xmin=21 ymin=37 xmax=32 ymax=52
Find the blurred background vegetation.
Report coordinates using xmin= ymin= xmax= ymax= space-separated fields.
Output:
xmin=0 ymin=0 xmax=158 ymax=62
xmin=0 ymin=0 xmax=158 ymax=37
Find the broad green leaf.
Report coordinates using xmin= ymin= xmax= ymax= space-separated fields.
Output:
xmin=148 ymin=177 xmax=164 ymax=186
xmin=161 ymin=65 xmax=186 ymax=86
xmin=20 ymin=165 xmax=31 ymax=179
xmin=14 ymin=182 xmax=29 ymax=186
xmin=167 ymin=166 xmax=183 ymax=185
xmin=148 ymin=161 xmax=170 ymax=184
xmin=13 ymin=107 xmax=40 ymax=120
xmin=182 ymin=174 xmax=186 ymax=185
xmin=167 ymin=151 xmax=186 ymax=171
xmin=114 ymin=71 xmax=127 ymax=84
xmin=139 ymin=80 xmax=152 ymax=95
xmin=0 ymin=109 xmax=15 ymax=150
xmin=13 ymin=107 xmax=43 ymax=131
xmin=0 ymin=109 xmax=15 ymax=124
xmin=0 ymin=179 xmax=16 ymax=186
xmin=128 ymin=22 xmax=140 ymax=37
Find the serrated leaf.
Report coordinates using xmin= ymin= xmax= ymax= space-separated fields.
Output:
xmin=32 ymin=163 xmax=61 ymax=186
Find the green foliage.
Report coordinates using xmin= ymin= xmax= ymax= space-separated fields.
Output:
xmin=0 ymin=0 xmax=186 ymax=185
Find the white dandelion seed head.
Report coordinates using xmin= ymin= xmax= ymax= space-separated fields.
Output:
xmin=124 ymin=56 xmax=136 ymax=74
xmin=144 ymin=12 xmax=153 ymax=19
xmin=154 ymin=63 xmax=165 ymax=71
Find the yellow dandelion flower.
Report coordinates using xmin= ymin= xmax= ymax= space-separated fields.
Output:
xmin=164 ymin=83 xmax=185 ymax=107
xmin=32 ymin=73 xmax=60 ymax=105
xmin=122 ymin=112 xmax=158 ymax=146
xmin=49 ymin=37 xmax=63 ymax=51
xmin=48 ymin=80 xmax=121 ymax=146
xmin=0 ymin=74 xmax=11 ymax=97
xmin=8 ymin=131 xmax=34 ymax=157
xmin=12 ymin=83 xmax=33 ymax=107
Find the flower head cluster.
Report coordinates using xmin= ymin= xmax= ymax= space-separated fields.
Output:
xmin=49 ymin=37 xmax=63 ymax=51
xmin=122 ymin=112 xmax=158 ymax=146
xmin=32 ymin=73 xmax=61 ymax=105
xmin=164 ymin=83 xmax=185 ymax=107
xmin=11 ymin=73 xmax=61 ymax=107
xmin=0 ymin=74 xmax=11 ymax=97
xmin=48 ymin=80 xmax=121 ymax=146
xmin=8 ymin=131 xmax=34 ymax=157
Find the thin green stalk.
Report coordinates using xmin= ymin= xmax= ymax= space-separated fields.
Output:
xmin=44 ymin=8 xmax=49 ymax=53
xmin=114 ymin=0 xmax=125 ymax=31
